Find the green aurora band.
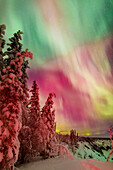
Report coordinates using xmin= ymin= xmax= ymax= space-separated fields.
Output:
xmin=0 ymin=0 xmax=113 ymax=136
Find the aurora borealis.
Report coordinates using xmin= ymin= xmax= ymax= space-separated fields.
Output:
xmin=0 ymin=0 xmax=113 ymax=137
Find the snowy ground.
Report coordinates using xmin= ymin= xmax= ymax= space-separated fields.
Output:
xmin=16 ymin=138 xmax=113 ymax=170
xmin=18 ymin=157 xmax=113 ymax=170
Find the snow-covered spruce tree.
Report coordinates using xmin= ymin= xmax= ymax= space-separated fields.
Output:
xmin=0 ymin=25 xmax=32 ymax=169
xmin=40 ymin=93 xmax=57 ymax=158
xmin=29 ymin=80 xmax=40 ymax=126
xmin=4 ymin=29 xmax=33 ymax=165
xmin=19 ymin=80 xmax=40 ymax=163
xmin=19 ymin=49 xmax=32 ymax=126
xmin=32 ymin=117 xmax=49 ymax=159
xmin=4 ymin=28 xmax=32 ymax=132
xmin=15 ymin=50 xmax=32 ymax=164
xmin=4 ymin=29 xmax=32 ymax=103
xmin=3 ymin=27 xmax=32 ymax=100
xmin=18 ymin=49 xmax=32 ymax=129
xmin=0 ymin=53 xmax=24 ymax=169
xmin=5 ymin=28 xmax=32 ymax=128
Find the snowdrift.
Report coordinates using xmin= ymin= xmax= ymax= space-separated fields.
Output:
xmin=18 ymin=158 xmax=113 ymax=170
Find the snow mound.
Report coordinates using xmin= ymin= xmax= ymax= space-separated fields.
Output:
xmin=18 ymin=158 xmax=113 ymax=170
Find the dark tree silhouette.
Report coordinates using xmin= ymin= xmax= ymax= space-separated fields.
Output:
xmin=0 ymin=24 xmax=6 ymax=81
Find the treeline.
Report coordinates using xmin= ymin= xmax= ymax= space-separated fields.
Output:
xmin=0 ymin=24 xmax=56 ymax=169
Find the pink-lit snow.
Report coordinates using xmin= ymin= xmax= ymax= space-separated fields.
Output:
xmin=18 ymin=158 xmax=113 ymax=170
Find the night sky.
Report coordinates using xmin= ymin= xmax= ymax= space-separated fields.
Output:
xmin=0 ymin=0 xmax=113 ymax=137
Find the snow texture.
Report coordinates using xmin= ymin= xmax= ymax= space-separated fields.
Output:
xmin=18 ymin=157 xmax=113 ymax=170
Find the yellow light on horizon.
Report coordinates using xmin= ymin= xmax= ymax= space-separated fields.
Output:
xmin=85 ymin=132 xmax=91 ymax=136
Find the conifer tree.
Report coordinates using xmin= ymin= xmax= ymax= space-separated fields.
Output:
xmin=0 ymin=53 xmax=24 ymax=170
xmin=0 ymin=24 xmax=6 ymax=51
xmin=41 ymin=93 xmax=57 ymax=158
xmin=6 ymin=30 xmax=23 ymax=54
xmin=32 ymin=117 xmax=49 ymax=159
xmin=19 ymin=49 xmax=32 ymax=127
xmin=29 ymin=80 xmax=40 ymax=127
xmin=18 ymin=80 xmax=40 ymax=163
xmin=70 ymin=129 xmax=75 ymax=145
xmin=3 ymin=29 xmax=32 ymax=101
xmin=3 ymin=27 xmax=32 ymax=127
xmin=70 ymin=129 xmax=78 ymax=145
xmin=0 ymin=25 xmax=32 ymax=169
xmin=4 ymin=27 xmax=33 ymax=166
xmin=24 ymin=91 xmax=57 ymax=160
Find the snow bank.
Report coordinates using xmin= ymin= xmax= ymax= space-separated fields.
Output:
xmin=18 ymin=158 xmax=113 ymax=170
